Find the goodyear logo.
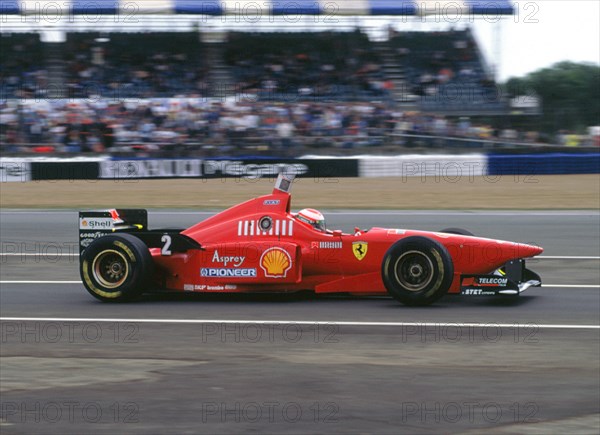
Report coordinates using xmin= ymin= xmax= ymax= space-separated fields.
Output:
xmin=260 ymin=247 xmax=292 ymax=278
xmin=263 ymin=199 xmax=280 ymax=206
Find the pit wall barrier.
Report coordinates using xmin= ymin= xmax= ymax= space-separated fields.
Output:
xmin=486 ymin=153 xmax=600 ymax=176
xmin=357 ymin=154 xmax=488 ymax=178
xmin=0 ymin=158 xmax=358 ymax=182
xmin=1 ymin=154 xmax=599 ymax=182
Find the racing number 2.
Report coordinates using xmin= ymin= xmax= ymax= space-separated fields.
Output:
xmin=161 ymin=235 xmax=172 ymax=256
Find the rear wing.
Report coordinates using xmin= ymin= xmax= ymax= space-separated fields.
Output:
xmin=79 ymin=209 xmax=147 ymax=254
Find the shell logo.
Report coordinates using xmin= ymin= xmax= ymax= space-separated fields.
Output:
xmin=260 ymin=247 xmax=292 ymax=278
xmin=81 ymin=220 xmax=88 ymax=227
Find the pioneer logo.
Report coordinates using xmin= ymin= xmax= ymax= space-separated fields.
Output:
xmin=201 ymin=268 xmax=257 ymax=278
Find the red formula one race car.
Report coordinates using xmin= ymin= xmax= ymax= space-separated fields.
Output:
xmin=79 ymin=174 xmax=542 ymax=305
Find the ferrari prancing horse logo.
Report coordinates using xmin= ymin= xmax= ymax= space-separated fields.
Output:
xmin=352 ymin=242 xmax=368 ymax=261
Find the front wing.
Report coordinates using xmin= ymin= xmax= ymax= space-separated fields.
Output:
xmin=460 ymin=259 xmax=542 ymax=296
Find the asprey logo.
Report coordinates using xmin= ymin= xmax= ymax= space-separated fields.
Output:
xmin=79 ymin=218 xmax=113 ymax=230
xmin=212 ymin=251 xmax=245 ymax=267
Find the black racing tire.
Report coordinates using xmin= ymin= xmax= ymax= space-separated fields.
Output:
xmin=439 ymin=227 xmax=474 ymax=236
xmin=382 ymin=236 xmax=454 ymax=306
xmin=80 ymin=233 xmax=153 ymax=302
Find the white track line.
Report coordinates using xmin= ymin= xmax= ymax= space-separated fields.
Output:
xmin=1 ymin=211 xmax=599 ymax=217
xmin=0 ymin=280 xmax=82 ymax=284
xmin=0 ymin=281 xmax=598 ymax=288
xmin=1 ymin=253 xmax=598 ymax=260
xmin=0 ymin=317 xmax=598 ymax=330
xmin=0 ymin=253 xmax=78 ymax=257
xmin=325 ymin=212 xmax=600 ymax=217
xmin=543 ymin=284 xmax=600 ymax=288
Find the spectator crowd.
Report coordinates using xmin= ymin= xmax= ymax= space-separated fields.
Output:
xmin=1 ymin=99 xmax=566 ymax=156
xmin=2 ymin=29 xmax=590 ymax=155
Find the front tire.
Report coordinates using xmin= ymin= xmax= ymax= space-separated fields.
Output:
xmin=382 ymin=236 xmax=454 ymax=306
xmin=80 ymin=234 xmax=153 ymax=302
xmin=439 ymin=227 xmax=474 ymax=236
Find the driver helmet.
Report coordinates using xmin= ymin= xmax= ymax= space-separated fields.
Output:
xmin=295 ymin=208 xmax=326 ymax=232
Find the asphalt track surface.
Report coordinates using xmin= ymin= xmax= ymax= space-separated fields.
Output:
xmin=1 ymin=210 xmax=599 ymax=434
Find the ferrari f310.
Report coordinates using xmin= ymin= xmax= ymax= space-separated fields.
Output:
xmin=79 ymin=174 xmax=542 ymax=305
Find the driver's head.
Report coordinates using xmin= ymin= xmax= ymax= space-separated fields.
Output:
xmin=295 ymin=208 xmax=326 ymax=232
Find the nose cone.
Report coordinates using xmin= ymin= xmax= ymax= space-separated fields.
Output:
xmin=517 ymin=243 xmax=544 ymax=258
xmin=472 ymin=239 xmax=544 ymax=270
xmin=446 ymin=237 xmax=543 ymax=273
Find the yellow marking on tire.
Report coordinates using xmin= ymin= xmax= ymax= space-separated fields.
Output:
xmin=82 ymin=259 xmax=122 ymax=299
xmin=114 ymin=241 xmax=136 ymax=262
xmin=428 ymin=248 xmax=445 ymax=297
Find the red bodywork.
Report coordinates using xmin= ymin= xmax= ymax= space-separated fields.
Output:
xmin=150 ymin=185 xmax=543 ymax=295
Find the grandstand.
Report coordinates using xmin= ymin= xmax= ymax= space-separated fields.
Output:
xmin=387 ymin=29 xmax=508 ymax=114
xmin=2 ymin=28 xmax=501 ymax=107
xmin=2 ymin=1 xmax=570 ymax=156
xmin=224 ymin=30 xmax=391 ymax=102
xmin=64 ymin=32 xmax=208 ymax=99
xmin=0 ymin=33 xmax=45 ymax=99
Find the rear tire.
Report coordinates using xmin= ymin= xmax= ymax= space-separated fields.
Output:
xmin=439 ymin=227 xmax=474 ymax=236
xmin=382 ymin=236 xmax=454 ymax=306
xmin=80 ymin=233 xmax=153 ymax=302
